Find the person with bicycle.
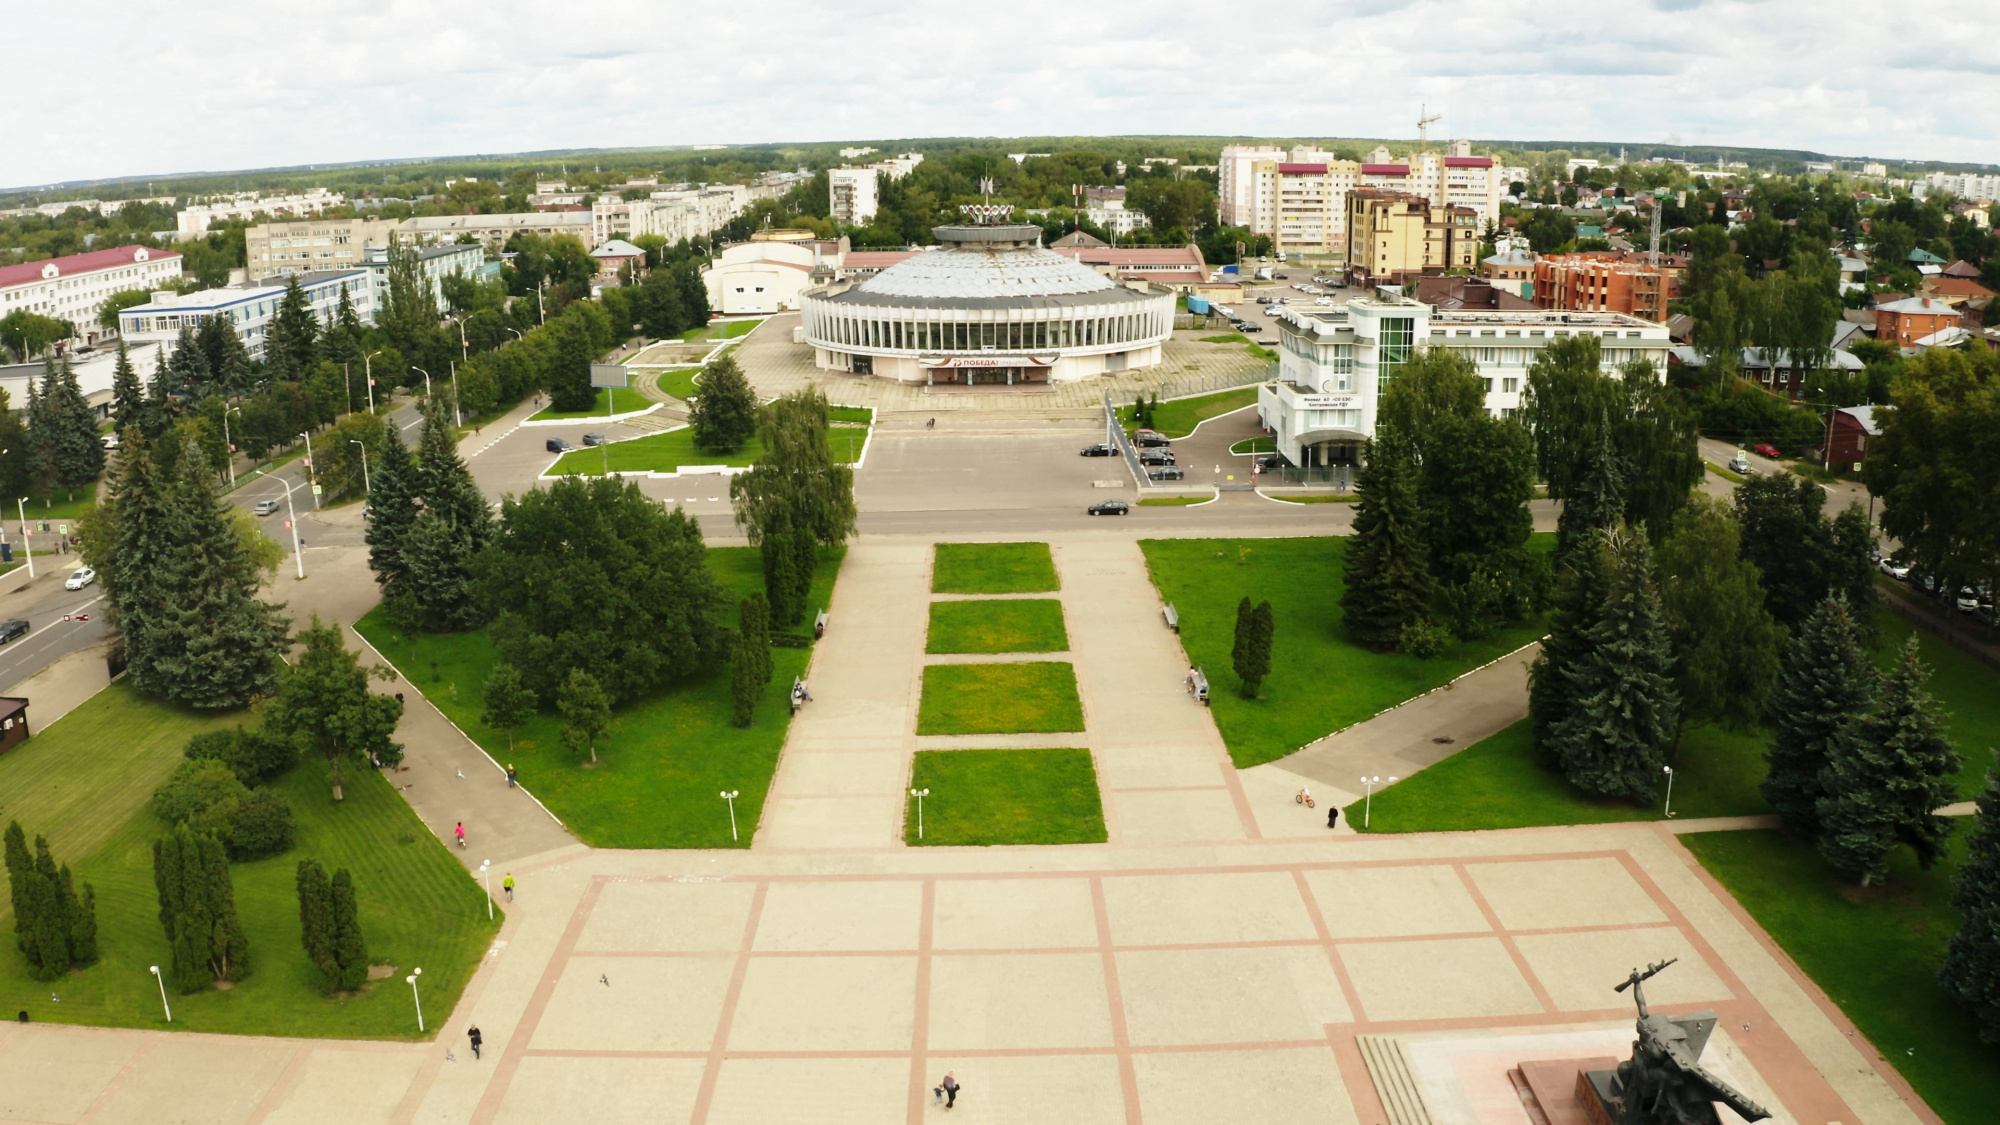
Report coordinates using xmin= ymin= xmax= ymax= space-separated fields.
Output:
xmin=454 ymin=822 xmax=466 ymax=848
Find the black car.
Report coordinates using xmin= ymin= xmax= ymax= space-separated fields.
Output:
xmin=1274 ymin=272 xmax=1289 ymax=280
xmin=581 ymin=433 xmax=607 ymax=447
xmin=1087 ymin=500 xmax=1130 ymax=516
xmin=1079 ymin=443 xmax=1115 ymax=457
xmin=546 ymin=437 xmax=573 ymax=453
xmin=0 ymin=619 xmax=26 ymax=645
xmin=1149 ymin=466 xmax=1186 ymax=480
xmin=1253 ymin=455 xmax=1286 ymax=471
xmin=1138 ymin=449 xmax=1176 ymax=466
xmin=1133 ymin=430 xmax=1171 ymax=448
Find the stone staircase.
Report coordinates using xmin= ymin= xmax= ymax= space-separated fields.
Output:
xmin=1357 ymin=1035 xmax=1435 ymax=1125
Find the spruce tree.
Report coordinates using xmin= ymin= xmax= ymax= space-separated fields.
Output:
xmin=1248 ymin=600 xmax=1275 ymax=697
xmin=44 ymin=360 xmax=105 ymax=487
xmin=1555 ymin=420 xmax=1623 ymax=567
xmin=296 ymin=859 xmax=339 ymax=993
xmin=145 ymin=344 xmax=179 ymax=438
xmin=691 ymin=354 xmax=759 ymax=454
xmin=480 ymin=663 xmax=537 ymax=752
xmin=330 ymin=868 xmax=367 ymax=991
xmin=403 ymin=399 xmax=490 ymax=630
xmin=265 ymin=276 xmax=320 ymax=382
xmin=23 ymin=363 xmax=56 ymax=493
xmin=415 ymin=397 xmax=491 ymax=541
xmin=138 ymin=444 xmax=289 ymax=708
xmin=1941 ymin=758 xmax=2000 ymax=1042
xmin=112 ymin=340 xmax=145 ymax=435
xmin=1549 ymin=528 xmax=1680 ymax=802
xmin=1817 ymin=636 xmax=1962 ymax=886
xmin=1761 ymin=593 xmax=1875 ymax=836
xmin=194 ymin=313 xmax=251 ymax=396
xmin=364 ymin=428 xmax=419 ymax=612
xmin=1339 ymin=436 xmax=1433 ymax=651
xmin=104 ymin=432 xmax=178 ymax=690
xmin=162 ymin=325 xmax=210 ymax=403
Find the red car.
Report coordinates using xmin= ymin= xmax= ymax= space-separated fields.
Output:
xmin=1752 ymin=443 xmax=1781 ymax=459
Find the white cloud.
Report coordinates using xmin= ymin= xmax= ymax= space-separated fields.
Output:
xmin=6 ymin=0 xmax=1996 ymax=187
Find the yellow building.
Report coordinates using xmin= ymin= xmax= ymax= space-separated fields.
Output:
xmin=1344 ymin=189 xmax=1479 ymax=286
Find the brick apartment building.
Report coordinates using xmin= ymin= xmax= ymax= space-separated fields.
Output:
xmin=1874 ymin=296 xmax=1960 ymax=346
xmin=1532 ymin=252 xmax=1684 ymax=322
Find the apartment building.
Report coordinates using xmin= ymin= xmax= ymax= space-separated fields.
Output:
xmin=1532 ymin=253 xmax=1683 ymax=322
xmin=245 ymin=217 xmax=400 ymax=279
xmin=1345 ymin=190 xmax=1479 ymax=285
xmin=1257 ymin=295 xmax=1670 ymax=467
xmin=829 ymin=153 xmax=925 ymax=226
xmin=176 ymin=189 xmax=346 ymax=238
xmin=1083 ymin=188 xmax=1150 ymax=237
xmin=1357 ymin=142 xmax=1505 ymax=229
xmin=397 ymin=211 xmax=594 ymax=250
xmin=0 ymin=245 xmax=184 ymax=346
xmin=358 ymin=244 xmax=485 ymax=318
xmin=1218 ymin=145 xmax=1286 ymax=228
xmin=1919 ymin=171 xmax=2000 ymax=200
xmin=591 ymin=184 xmax=751 ymax=245
xmin=117 ymin=271 xmax=372 ymax=360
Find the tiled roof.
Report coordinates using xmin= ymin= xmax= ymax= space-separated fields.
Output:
xmin=1925 ymin=276 xmax=1995 ymax=298
xmin=0 ymin=244 xmax=180 ymax=290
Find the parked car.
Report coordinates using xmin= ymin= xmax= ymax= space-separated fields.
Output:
xmin=581 ymin=432 xmax=607 ymax=446
xmin=1148 ymin=466 xmax=1187 ymax=480
xmin=1133 ymin=430 xmax=1171 ymax=447
xmin=252 ymin=499 xmax=281 ymax=517
xmin=100 ymin=433 xmax=120 ymax=450
xmin=1957 ymin=588 xmax=1983 ymax=613
xmin=1138 ymin=448 xmax=1176 ymax=466
xmin=1727 ymin=452 xmax=1751 ymax=474
xmin=1254 ymin=455 xmax=1287 ymax=472
xmin=1274 ymin=273 xmax=1289 ymax=280
xmin=1087 ymin=500 xmax=1131 ymax=516
xmin=1079 ymin=443 xmax=1115 ymax=457
xmin=1878 ymin=557 xmax=1911 ymax=580
xmin=0 ymin=620 xmax=26 ymax=645
xmin=546 ymin=437 xmax=573 ymax=453
xmin=1752 ymin=442 xmax=1781 ymax=459
xmin=63 ymin=567 xmax=95 ymax=591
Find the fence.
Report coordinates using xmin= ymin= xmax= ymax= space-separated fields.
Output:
xmin=1121 ymin=365 xmax=1275 ymax=408
xmin=1265 ymin=465 xmax=1356 ymax=488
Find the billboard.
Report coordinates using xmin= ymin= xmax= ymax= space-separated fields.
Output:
xmin=590 ymin=363 xmax=630 ymax=389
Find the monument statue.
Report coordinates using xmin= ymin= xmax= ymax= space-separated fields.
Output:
xmin=1585 ymin=959 xmax=1772 ymax=1125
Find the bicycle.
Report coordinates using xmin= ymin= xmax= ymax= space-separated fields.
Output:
xmin=1294 ymin=789 xmax=1315 ymax=809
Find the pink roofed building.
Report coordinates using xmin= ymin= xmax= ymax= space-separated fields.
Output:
xmin=0 ymin=245 xmax=184 ymax=348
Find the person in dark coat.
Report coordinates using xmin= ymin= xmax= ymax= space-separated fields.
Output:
xmin=468 ymin=1026 xmax=483 ymax=1059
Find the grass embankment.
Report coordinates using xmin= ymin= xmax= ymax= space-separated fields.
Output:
xmin=904 ymin=749 xmax=1106 ymax=846
xmin=1141 ymin=536 xmax=1551 ymax=768
xmin=1685 ymin=830 xmax=2000 ymax=1125
xmin=1346 ymin=606 xmax=2000 ymax=830
xmin=529 ymin=387 xmax=647 ymax=421
xmin=0 ymin=684 xmax=497 ymax=1037
xmin=654 ymin=368 xmax=701 ymax=401
xmin=1264 ymin=494 xmax=1358 ymax=504
xmin=356 ymin=546 xmax=844 ymax=848
xmin=1119 ymin=386 xmax=1260 ymax=439
xmin=917 ymin=663 xmax=1084 ymax=735
xmin=927 ymin=599 xmax=1069 ymax=654
xmin=1139 ymin=496 xmax=1209 ymax=507
xmin=931 ymin=542 xmax=1059 ymax=594
xmin=550 ymin=430 xmax=763 ymax=476
xmin=1229 ymin=437 xmax=1276 ymax=455
xmin=678 ymin=319 xmax=764 ymax=344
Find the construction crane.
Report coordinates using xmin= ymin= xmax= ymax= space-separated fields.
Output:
xmin=1417 ymin=105 xmax=1443 ymax=152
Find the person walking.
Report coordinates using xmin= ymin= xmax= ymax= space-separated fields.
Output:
xmin=467 ymin=1026 xmax=483 ymax=1059
xmin=505 ymin=764 xmax=518 ymax=788
xmin=1327 ymin=805 xmax=1339 ymax=830
xmin=454 ymin=822 xmax=465 ymax=849
xmin=926 ymin=417 xmax=935 ymax=430
xmin=941 ymin=1072 xmax=960 ymax=1110
xmin=503 ymin=873 xmax=515 ymax=902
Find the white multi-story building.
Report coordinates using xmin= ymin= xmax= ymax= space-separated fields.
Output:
xmin=1358 ymin=142 xmax=1505 ymax=230
xmin=1919 ymin=171 xmax=2000 ymax=200
xmin=245 ymin=217 xmax=401 ymax=279
xmin=176 ymin=189 xmax=346 ymax=238
xmin=117 ymin=270 xmax=373 ymax=360
xmin=357 ymin=243 xmax=484 ymax=318
xmin=1218 ymin=145 xmax=1287 ymax=228
xmin=829 ymin=153 xmax=924 ymax=226
xmin=0 ymin=245 xmax=184 ymax=347
xmin=397 ymin=211 xmax=595 ymax=250
xmin=592 ymin=184 xmax=752 ymax=245
xmin=1257 ymin=295 xmax=1671 ymax=468
xmin=1083 ymin=188 xmax=1150 ymax=237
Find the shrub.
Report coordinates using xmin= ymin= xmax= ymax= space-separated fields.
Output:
xmin=151 ymin=758 xmax=294 ymax=859
xmin=183 ymin=726 xmax=298 ymax=785
xmin=1400 ymin=618 xmax=1448 ymax=659
xmin=227 ymin=789 xmax=295 ymax=860
xmin=153 ymin=759 xmax=249 ymax=825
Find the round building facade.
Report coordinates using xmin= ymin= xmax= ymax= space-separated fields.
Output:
xmin=800 ymin=224 xmax=1175 ymax=385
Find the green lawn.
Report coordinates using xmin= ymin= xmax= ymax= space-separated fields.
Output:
xmin=654 ymin=367 xmax=701 ymax=401
xmin=931 ymin=542 xmax=1059 ymax=594
xmin=1874 ymin=608 xmax=2000 ymax=798
xmin=530 ymin=387 xmax=646 ymax=421
xmin=1229 ymin=437 xmax=1275 ymax=454
xmin=550 ymin=429 xmax=764 ymax=476
xmin=829 ymin=425 xmax=869 ymax=465
xmin=355 ymin=546 xmax=843 ymax=848
xmin=904 ymin=749 xmax=1106 ymax=846
xmin=1139 ymin=496 xmax=1208 ymax=507
xmin=1344 ymin=719 xmax=1773 ymax=832
xmin=917 ymin=663 xmax=1084 ymax=735
xmin=1120 ymin=386 xmax=1260 ymax=439
xmin=1198 ymin=333 xmax=1250 ymax=345
xmin=1266 ymin=493 xmax=1358 ymax=504
xmin=679 ymin=319 xmax=763 ymax=343
xmin=1141 ymin=537 xmax=1551 ymax=767
xmin=20 ymin=487 xmax=97 ymax=525
xmin=927 ymin=599 xmax=1069 ymax=654
xmin=0 ymin=683 xmax=497 ymax=1038
xmin=1685 ymin=830 xmax=1999 ymax=1125
xmin=828 ymin=405 xmax=874 ymax=425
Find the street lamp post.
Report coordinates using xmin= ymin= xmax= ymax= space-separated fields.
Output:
xmin=14 ymin=497 xmax=32 ymax=578
xmin=406 ymin=967 xmax=425 ymax=1032
xmin=222 ymin=406 xmax=242 ymax=486
xmin=149 ymin=965 xmax=172 ymax=1022
xmin=1360 ymin=775 xmax=1398 ymax=830
xmin=412 ymin=366 xmax=431 ymax=401
xmin=721 ymin=790 xmax=740 ymax=842
xmin=449 ymin=361 xmax=462 ymax=428
xmin=456 ymin=316 xmax=469 ymax=363
xmin=479 ymin=859 xmax=493 ymax=920
xmin=349 ymin=440 xmax=371 ymax=495
xmin=363 ymin=350 xmax=381 ymax=413
xmin=1663 ymin=766 xmax=1677 ymax=819
xmin=299 ymin=432 xmax=319 ymax=509
xmin=910 ymin=788 xmax=929 ymax=841
xmin=275 ymin=476 xmax=306 ymax=579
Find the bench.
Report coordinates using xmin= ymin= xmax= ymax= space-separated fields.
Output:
xmin=1162 ymin=603 xmax=1179 ymax=633
xmin=814 ymin=610 xmax=829 ymax=639
xmin=1188 ymin=667 xmax=1209 ymax=705
xmin=790 ymin=676 xmax=806 ymax=715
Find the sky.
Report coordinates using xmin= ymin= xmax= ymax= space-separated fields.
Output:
xmin=8 ymin=0 xmax=1999 ymax=188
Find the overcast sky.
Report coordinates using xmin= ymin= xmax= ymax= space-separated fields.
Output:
xmin=8 ymin=0 xmax=1997 ymax=188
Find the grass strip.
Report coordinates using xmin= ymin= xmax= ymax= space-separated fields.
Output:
xmin=905 ymin=748 xmax=1106 ymax=845
xmin=931 ymin=542 xmax=1058 ymax=594
xmin=917 ymin=662 xmax=1083 ymax=735
xmin=926 ymin=599 xmax=1068 ymax=654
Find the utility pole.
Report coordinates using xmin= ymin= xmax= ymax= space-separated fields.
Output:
xmin=1649 ymin=196 xmax=1662 ymax=267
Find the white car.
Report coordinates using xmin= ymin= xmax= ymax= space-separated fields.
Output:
xmin=64 ymin=567 xmax=96 ymax=590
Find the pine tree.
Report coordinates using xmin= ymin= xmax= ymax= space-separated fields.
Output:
xmin=112 ymin=340 xmax=145 ymax=435
xmin=44 ymin=360 xmax=105 ymax=487
xmin=364 ymin=428 xmax=419 ymax=611
xmin=265 ymin=276 xmax=320 ymax=382
xmin=402 ymin=399 xmax=491 ymax=631
xmin=1339 ymin=436 xmax=1433 ymax=651
xmin=104 ymin=432 xmax=179 ymax=691
xmin=194 ymin=312 xmax=251 ymax=396
xmin=1556 ymin=420 xmax=1624 ymax=567
xmin=330 ymin=868 xmax=367 ymax=991
xmin=1761 ymin=593 xmax=1875 ymax=836
xmin=691 ymin=354 xmax=758 ymax=453
xmin=481 ymin=663 xmax=537 ymax=752
xmin=1549 ymin=528 xmax=1679 ymax=802
xmin=296 ymin=859 xmax=339 ymax=993
xmin=136 ymin=444 xmax=290 ymax=708
xmin=1817 ymin=636 xmax=1962 ymax=885
xmin=162 ymin=326 xmax=209 ymax=404
xmin=557 ymin=669 xmax=611 ymax=762
xmin=1941 ymin=758 xmax=2000 ymax=1042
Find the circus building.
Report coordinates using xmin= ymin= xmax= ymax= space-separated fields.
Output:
xmin=798 ymin=212 xmax=1176 ymax=386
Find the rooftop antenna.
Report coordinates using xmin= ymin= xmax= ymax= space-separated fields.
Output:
xmin=1417 ymin=105 xmax=1443 ymax=152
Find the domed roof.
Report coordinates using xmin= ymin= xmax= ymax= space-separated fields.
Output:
xmin=849 ymin=224 xmax=1120 ymax=303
